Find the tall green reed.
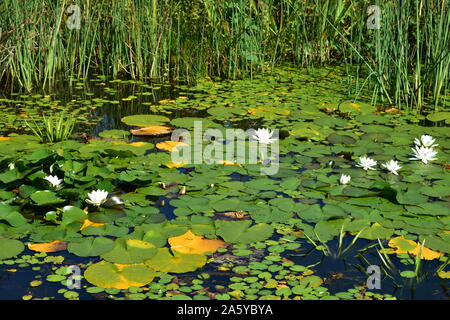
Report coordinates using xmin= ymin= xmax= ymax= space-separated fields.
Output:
xmin=0 ymin=0 xmax=448 ymax=112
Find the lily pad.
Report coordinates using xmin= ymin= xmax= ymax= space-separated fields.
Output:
xmin=30 ymin=191 xmax=64 ymax=206
xmin=144 ymin=248 xmax=207 ymax=273
xmin=215 ymin=220 xmax=274 ymax=243
xmin=68 ymin=237 xmax=115 ymax=257
xmin=121 ymin=114 xmax=169 ymax=127
xmin=100 ymin=238 xmax=157 ymax=264
xmin=84 ymin=261 xmax=156 ymax=289
xmin=0 ymin=238 xmax=25 ymax=260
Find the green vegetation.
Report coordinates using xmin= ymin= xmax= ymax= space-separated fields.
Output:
xmin=0 ymin=68 xmax=449 ymax=299
xmin=0 ymin=0 xmax=448 ymax=111
xmin=25 ymin=113 xmax=77 ymax=143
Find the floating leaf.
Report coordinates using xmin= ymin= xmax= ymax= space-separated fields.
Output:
xmin=215 ymin=220 xmax=274 ymax=243
xmin=84 ymin=261 xmax=156 ymax=289
xmin=170 ymin=117 xmax=218 ymax=129
xmin=121 ymin=114 xmax=169 ymax=127
xmin=100 ymin=238 xmax=157 ymax=264
xmin=99 ymin=129 xmax=130 ymax=139
xmin=28 ymin=240 xmax=68 ymax=253
xmin=0 ymin=238 xmax=25 ymax=259
xmin=168 ymin=230 xmax=227 ymax=255
xmin=426 ymin=111 xmax=450 ymax=123
xmin=358 ymin=222 xmax=394 ymax=240
xmin=164 ymin=161 xmax=187 ymax=168
xmin=130 ymin=126 xmax=173 ymax=136
xmin=437 ymin=271 xmax=450 ymax=279
xmin=68 ymin=237 xmax=115 ymax=257
xmin=80 ymin=219 xmax=105 ymax=231
xmin=156 ymin=141 xmax=189 ymax=152
xmin=144 ymin=248 xmax=206 ymax=273
xmin=248 ymin=106 xmax=290 ymax=119
xmin=30 ymin=191 xmax=64 ymax=206
xmin=339 ymin=101 xmax=375 ymax=114
xmin=388 ymin=236 xmax=444 ymax=260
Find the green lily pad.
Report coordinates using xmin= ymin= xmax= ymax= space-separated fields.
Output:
xmin=215 ymin=220 xmax=273 ymax=243
xmin=144 ymin=248 xmax=207 ymax=273
xmin=99 ymin=129 xmax=130 ymax=139
xmin=68 ymin=237 xmax=115 ymax=257
xmin=30 ymin=191 xmax=64 ymax=206
xmin=121 ymin=114 xmax=169 ymax=127
xmin=0 ymin=203 xmax=28 ymax=227
xmin=100 ymin=238 xmax=157 ymax=264
xmin=170 ymin=117 xmax=219 ymax=129
xmin=0 ymin=238 xmax=25 ymax=260
xmin=84 ymin=261 xmax=156 ymax=289
xmin=426 ymin=111 xmax=450 ymax=123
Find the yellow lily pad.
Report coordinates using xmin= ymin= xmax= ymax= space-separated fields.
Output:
xmin=28 ymin=240 xmax=68 ymax=253
xmin=144 ymin=248 xmax=206 ymax=273
xmin=168 ymin=230 xmax=227 ymax=255
xmin=156 ymin=141 xmax=189 ymax=152
xmin=388 ymin=236 xmax=444 ymax=260
xmin=84 ymin=261 xmax=156 ymax=289
xmin=130 ymin=126 xmax=173 ymax=136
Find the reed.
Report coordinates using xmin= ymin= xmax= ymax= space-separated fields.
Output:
xmin=25 ymin=113 xmax=77 ymax=143
xmin=0 ymin=0 xmax=448 ymax=112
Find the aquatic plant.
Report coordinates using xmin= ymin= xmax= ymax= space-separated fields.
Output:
xmin=44 ymin=175 xmax=64 ymax=190
xmin=414 ymin=135 xmax=438 ymax=148
xmin=25 ymin=113 xmax=76 ymax=143
xmin=85 ymin=190 xmax=109 ymax=207
xmin=339 ymin=174 xmax=351 ymax=185
xmin=410 ymin=146 xmax=438 ymax=164
xmin=0 ymin=0 xmax=448 ymax=111
xmin=381 ymin=160 xmax=402 ymax=176
xmin=252 ymin=128 xmax=277 ymax=145
xmin=355 ymin=156 xmax=377 ymax=171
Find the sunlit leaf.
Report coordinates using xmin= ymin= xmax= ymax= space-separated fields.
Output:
xmin=168 ymin=230 xmax=227 ymax=255
xmin=130 ymin=126 xmax=173 ymax=136
xmin=388 ymin=236 xmax=444 ymax=260
xmin=144 ymin=248 xmax=206 ymax=273
xmin=156 ymin=141 xmax=189 ymax=152
xmin=84 ymin=261 xmax=156 ymax=289
xmin=28 ymin=240 xmax=68 ymax=253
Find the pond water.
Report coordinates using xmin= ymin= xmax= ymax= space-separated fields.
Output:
xmin=0 ymin=66 xmax=449 ymax=300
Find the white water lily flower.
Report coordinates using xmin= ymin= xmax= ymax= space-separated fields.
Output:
xmin=8 ymin=163 xmax=15 ymax=170
xmin=410 ymin=146 xmax=438 ymax=164
xmin=381 ymin=160 xmax=402 ymax=175
xmin=356 ymin=156 xmax=377 ymax=171
xmin=414 ymin=135 xmax=438 ymax=148
xmin=44 ymin=175 xmax=64 ymax=189
xmin=86 ymin=189 xmax=109 ymax=206
xmin=339 ymin=174 xmax=351 ymax=185
xmin=252 ymin=128 xmax=277 ymax=144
